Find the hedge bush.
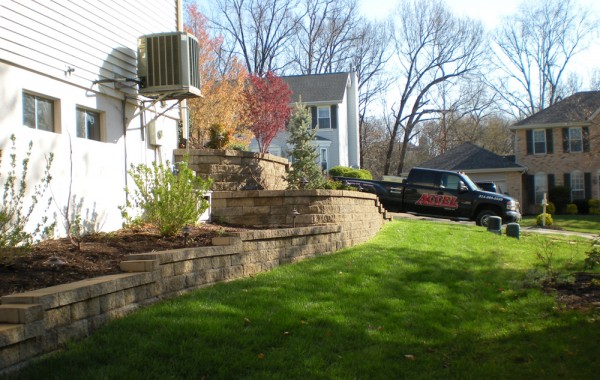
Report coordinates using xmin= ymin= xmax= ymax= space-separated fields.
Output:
xmin=539 ymin=201 xmax=555 ymax=215
xmin=589 ymin=199 xmax=600 ymax=215
xmin=328 ymin=166 xmax=372 ymax=180
xmin=565 ymin=203 xmax=578 ymax=215
xmin=536 ymin=213 xmax=553 ymax=226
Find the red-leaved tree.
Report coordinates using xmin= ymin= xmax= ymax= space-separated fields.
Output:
xmin=243 ymin=72 xmax=292 ymax=153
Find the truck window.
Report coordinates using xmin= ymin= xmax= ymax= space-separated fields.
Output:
xmin=440 ymin=173 xmax=461 ymax=190
xmin=407 ymin=170 xmax=437 ymax=187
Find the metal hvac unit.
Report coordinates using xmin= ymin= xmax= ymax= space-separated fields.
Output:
xmin=137 ymin=32 xmax=201 ymax=100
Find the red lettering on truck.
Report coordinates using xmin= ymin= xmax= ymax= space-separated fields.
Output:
xmin=415 ymin=193 xmax=458 ymax=209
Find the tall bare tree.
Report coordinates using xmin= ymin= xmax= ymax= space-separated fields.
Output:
xmin=211 ymin=0 xmax=301 ymax=76
xmin=291 ymin=0 xmax=361 ymax=74
xmin=384 ymin=0 xmax=485 ymax=175
xmin=352 ymin=20 xmax=393 ymax=168
xmin=491 ymin=0 xmax=597 ymax=119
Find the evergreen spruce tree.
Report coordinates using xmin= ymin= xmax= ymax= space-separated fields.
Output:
xmin=286 ymin=102 xmax=325 ymax=189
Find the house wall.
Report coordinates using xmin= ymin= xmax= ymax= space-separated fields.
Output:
xmin=347 ymin=72 xmax=360 ymax=168
xmin=514 ymin=122 xmax=600 ymax=212
xmin=0 ymin=1 xmax=183 ymax=237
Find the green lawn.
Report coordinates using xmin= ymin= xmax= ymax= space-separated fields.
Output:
xmin=10 ymin=220 xmax=600 ymax=380
xmin=521 ymin=214 xmax=600 ymax=234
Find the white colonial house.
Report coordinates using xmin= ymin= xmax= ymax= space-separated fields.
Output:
xmin=249 ymin=72 xmax=361 ymax=171
xmin=0 ymin=0 xmax=198 ymax=237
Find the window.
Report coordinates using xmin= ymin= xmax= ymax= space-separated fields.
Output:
xmin=568 ymin=127 xmax=583 ymax=152
xmin=317 ymin=107 xmax=330 ymax=129
xmin=320 ymin=148 xmax=328 ymax=171
xmin=534 ymin=172 xmax=548 ymax=205
xmin=571 ymin=171 xmax=584 ymax=201
xmin=76 ymin=108 xmax=101 ymax=141
xmin=23 ymin=93 xmax=55 ymax=132
xmin=533 ymin=129 xmax=546 ymax=154
xmin=440 ymin=173 xmax=461 ymax=190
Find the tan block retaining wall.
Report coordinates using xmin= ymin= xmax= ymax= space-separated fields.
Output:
xmin=0 ymin=192 xmax=389 ymax=374
xmin=174 ymin=149 xmax=290 ymax=191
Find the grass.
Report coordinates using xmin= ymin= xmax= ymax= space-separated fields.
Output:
xmin=520 ymin=214 xmax=600 ymax=234
xmin=9 ymin=220 xmax=600 ymax=380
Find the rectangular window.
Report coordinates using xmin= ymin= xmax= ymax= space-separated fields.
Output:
xmin=534 ymin=173 xmax=548 ymax=205
xmin=568 ymin=127 xmax=583 ymax=153
xmin=533 ymin=129 xmax=546 ymax=154
xmin=318 ymin=107 xmax=331 ymax=129
xmin=571 ymin=171 xmax=585 ymax=200
xmin=320 ymin=148 xmax=328 ymax=171
xmin=76 ymin=108 xmax=101 ymax=141
xmin=23 ymin=93 xmax=55 ymax=132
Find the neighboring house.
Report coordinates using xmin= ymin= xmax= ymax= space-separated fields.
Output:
xmin=0 ymin=1 xmax=192 ymax=237
xmin=249 ymin=72 xmax=360 ymax=171
xmin=510 ymin=91 xmax=600 ymax=214
xmin=415 ymin=142 xmax=526 ymax=202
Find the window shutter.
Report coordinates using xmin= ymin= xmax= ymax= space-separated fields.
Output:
xmin=330 ymin=105 xmax=338 ymax=129
xmin=526 ymin=130 xmax=533 ymax=155
xmin=583 ymin=127 xmax=590 ymax=152
xmin=585 ymin=172 xmax=592 ymax=199
xmin=525 ymin=174 xmax=535 ymax=204
xmin=562 ymin=128 xmax=569 ymax=152
xmin=546 ymin=129 xmax=553 ymax=154
xmin=564 ymin=173 xmax=571 ymax=189
xmin=311 ymin=106 xmax=317 ymax=129
xmin=548 ymin=173 xmax=555 ymax=190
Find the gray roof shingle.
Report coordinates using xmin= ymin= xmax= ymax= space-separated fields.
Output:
xmin=512 ymin=91 xmax=600 ymax=128
xmin=282 ymin=72 xmax=349 ymax=103
xmin=418 ymin=142 xmax=524 ymax=171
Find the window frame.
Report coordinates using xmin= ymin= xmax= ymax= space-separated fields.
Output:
xmin=22 ymin=92 xmax=58 ymax=133
xmin=317 ymin=106 xmax=331 ymax=129
xmin=568 ymin=127 xmax=583 ymax=153
xmin=76 ymin=107 xmax=103 ymax=141
xmin=320 ymin=148 xmax=328 ymax=171
xmin=570 ymin=170 xmax=585 ymax=201
xmin=532 ymin=129 xmax=546 ymax=154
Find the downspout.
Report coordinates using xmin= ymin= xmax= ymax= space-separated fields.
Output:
xmin=122 ymin=98 xmax=129 ymax=198
xmin=177 ymin=0 xmax=189 ymax=152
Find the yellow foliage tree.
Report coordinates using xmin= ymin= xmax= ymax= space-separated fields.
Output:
xmin=184 ymin=3 xmax=250 ymax=149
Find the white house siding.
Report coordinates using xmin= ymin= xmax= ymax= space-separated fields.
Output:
xmin=346 ymin=72 xmax=360 ymax=168
xmin=0 ymin=0 xmax=182 ymax=238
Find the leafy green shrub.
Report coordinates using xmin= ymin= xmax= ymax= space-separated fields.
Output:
xmin=573 ymin=199 xmax=589 ymax=214
xmin=589 ymin=199 xmax=600 ymax=215
xmin=328 ymin=166 xmax=373 ymax=180
xmin=206 ymin=124 xmax=231 ymax=149
xmin=1 ymin=135 xmax=54 ymax=249
xmin=120 ymin=160 xmax=212 ymax=236
xmin=583 ymin=237 xmax=600 ymax=270
xmin=536 ymin=213 xmax=553 ymax=226
xmin=321 ymin=180 xmax=355 ymax=190
xmin=539 ymin=201 xmax=555 ymax=215
xmin=549 ymin=186 xmax=570 ymax=214
xmin=565 ymin=203 xmax=578 ymax=215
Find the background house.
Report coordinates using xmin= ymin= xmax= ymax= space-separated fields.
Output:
xmin=0 ymin=0 xmax=191 ymax=237
xmin=415 ymin=142 xmax=525 ymax=200
xmin=510 ymin=91 xmax=600 ymax=214
xmin=249 ymin=72 xmax=360 ymax=171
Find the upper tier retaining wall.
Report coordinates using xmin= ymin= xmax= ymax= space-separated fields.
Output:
xmin=174 ymin=149 xmax=290 ymax=191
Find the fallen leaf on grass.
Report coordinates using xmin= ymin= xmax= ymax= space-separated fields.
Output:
xmin=404 ymin=354 xmax=416 ymax=360
xmin=258 ymin=353 xmax=265 ymax=359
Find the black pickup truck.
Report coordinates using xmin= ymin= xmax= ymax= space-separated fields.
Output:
xmin=336 ymin=167 xmax=521 ymax=227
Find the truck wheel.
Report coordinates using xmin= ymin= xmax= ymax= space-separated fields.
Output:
xmin=476 ymin=209 xmax=498 ymax=227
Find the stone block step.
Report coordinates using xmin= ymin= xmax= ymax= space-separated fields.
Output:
xmin=120 ymin=260 xmax=158 ymax=273
xmin=0 ymin=304 xmax=44 ymax=324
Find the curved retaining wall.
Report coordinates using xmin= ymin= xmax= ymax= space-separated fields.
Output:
xmin=174 ymin=149 xmax=290 ymax=191
xmin=0 ymin=192 xmax=389 ymax=374
xmin=211 ymin=189 xmax=389 ymax=247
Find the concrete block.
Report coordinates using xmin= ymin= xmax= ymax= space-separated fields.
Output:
xmin=0 ymin=304 xmax=44 ymax=324
xmin=44 ymin=306 xmax=71 ymax=329
xmin=120 ymin=260 xmax=158 ymax=272
xmin=70 ymin=298 xmax=100 ymax=321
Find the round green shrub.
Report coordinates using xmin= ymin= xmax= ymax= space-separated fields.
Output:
xmin=566 ymin=203 xmax=578 ymax=215
xmin=589 ymin=199 xmax=600 ymax=215
xmin=328 ymin=166 xmax=372 ymax=180
xmin=539 ymin=201 xmax=555 ymax=215
xmin=536 ymin=213 xmax=553 ymax=226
